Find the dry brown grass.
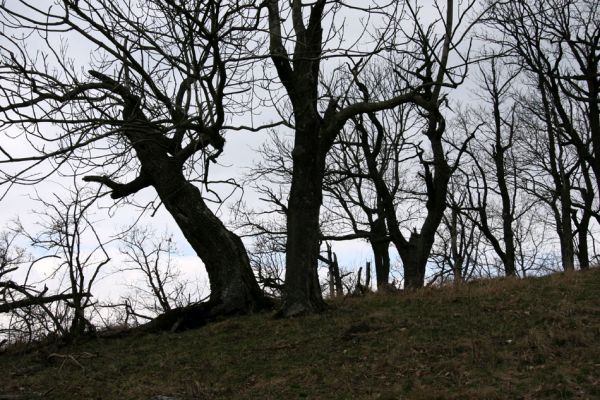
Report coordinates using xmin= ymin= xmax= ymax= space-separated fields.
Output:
xmin=2 ymin=268 xmax=600 ymax=399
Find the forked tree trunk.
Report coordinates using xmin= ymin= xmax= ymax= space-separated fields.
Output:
xmin=400 ymin=240 xmax=429 ymax=289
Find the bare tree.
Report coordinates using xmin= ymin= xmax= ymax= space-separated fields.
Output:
xmin=324 ymin=121 xmax=397 ymax=291
xmin=486 ymin=0 xmax=600 ymax=203
xmin=244 ymin=128 xmax=394 ymax=291
xmin=459 ymin=59 xmax=523 ymax=276
xmin=18 ymin=183 xmax=110 ymax=336
xmin=0 ymin=0 xmax=271 ymax=322
xmin=430 ymin=183 xmax=484 ymax=285
xmin=264 ymin=0 xmax=483 ymax=312
xmin=517 ymin=85 xmax=579 ymax=271
xmin=120 ymin=226 xmax=191 ymax=316
xmin=1 ymin=196 xmax=106 ymax=344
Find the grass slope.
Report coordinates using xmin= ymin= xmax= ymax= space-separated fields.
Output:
xmin=2 ymin=269 xmax=600 ymax=399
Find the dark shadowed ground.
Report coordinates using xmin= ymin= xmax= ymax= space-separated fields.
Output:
xmin=2 ymin=269 xmax=600 ymax=399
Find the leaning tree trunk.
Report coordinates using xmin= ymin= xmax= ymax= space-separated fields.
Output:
xmin=139 ymin=163 xmax=268 ymax=331
xmin=157 ymin=173 xmax=266 ymax=314
xmin=107 ymin=107 xmax=268 ymax=331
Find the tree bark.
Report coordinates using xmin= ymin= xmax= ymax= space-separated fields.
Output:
xmin=400 ymin=243 xmax=427 ymax=289
xmin=280 ymin=126 xmax=327 ymax=315
xmin=371 ymin=217 xmax=391 ymax=290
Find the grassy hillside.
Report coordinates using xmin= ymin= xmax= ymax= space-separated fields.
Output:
xmin=2 ymin=269 xmax=600 ymax=399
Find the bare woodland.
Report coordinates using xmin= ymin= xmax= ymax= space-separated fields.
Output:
xmin=0 ymin=0 xmax=598 ymax=345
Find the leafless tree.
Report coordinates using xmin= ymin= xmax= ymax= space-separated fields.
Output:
xmin=17 ymin=183 xmax=110 ymax=336
xmin=264 ymin=0 xmax=483 ymax=312
xmin=0 ymin=189 xmax=106 ymax=344
xmin=249 ymin=234 xmax=286 ymax=299
xmin=516 ymin=86 xmax=580 ymax=271
xmin=120 ymin=226 xmax=191 ymax=316
xmin=430 ymin=183 xmax=484 ymax=285
xmin=0 ymin=0 xmax=272 ymax=322
xmin=458 ymin=59 xmax=524 ymax=276
xmin=242 ymin=127 xmax=393 ymax=291
xmin=485 ymin=0 xmax=600 ymax=205
xmin=323 ymin=120 xmax=397 ymax=291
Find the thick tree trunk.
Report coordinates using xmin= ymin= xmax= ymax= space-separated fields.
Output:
xmin=138 ymin=172 xmax=270 ymax=331
xmin=558 ymin=185 xmax=575 ymax=272
xmin=148 ymin=161 xmax=266 ymax=314
xmin=266 ymin=0 xmax=331 ymax=317
xmin=160 ymin=180 xmax=266 ymax=312
xmin=401 ymin=244 xmax=427 ymax=289
xmin=371 ymin=239 xmax=390 ymax=290
xmin=280 ymin=136 xmax=327 ymax=316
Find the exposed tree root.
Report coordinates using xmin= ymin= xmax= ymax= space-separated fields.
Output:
xmin=139 ymin=296 xmax=275 ymax=333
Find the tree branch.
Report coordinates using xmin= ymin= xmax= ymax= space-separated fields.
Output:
xmin=83 ymin=173 xmax=151 ymax=199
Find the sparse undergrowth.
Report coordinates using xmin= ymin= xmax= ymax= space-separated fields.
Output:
xmin=2 ymin=269 xmax=600 ymax=400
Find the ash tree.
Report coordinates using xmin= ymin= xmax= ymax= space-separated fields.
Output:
xmin=0 ymin=0 xmax=271 ymax=324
